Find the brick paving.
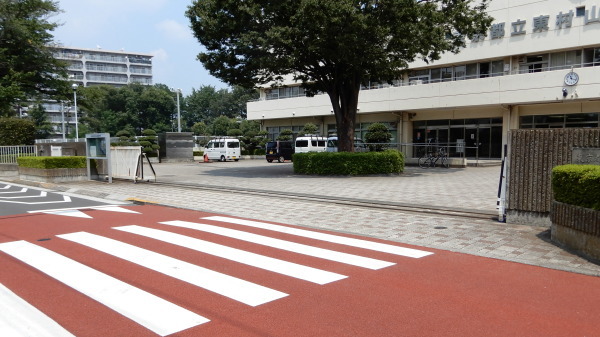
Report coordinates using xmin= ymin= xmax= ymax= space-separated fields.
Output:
xmin=4 ymin=160 xmax=600 ymax=276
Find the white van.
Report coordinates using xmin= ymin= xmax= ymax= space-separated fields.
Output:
xmin=326 ymin=136 xmax=368 ymax=152
xmin=295 ymin=136 xmax=327 ymax=153
xmin=204 ymin=138 xmax=241 ymax=161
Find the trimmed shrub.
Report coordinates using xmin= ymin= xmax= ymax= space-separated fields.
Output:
xmin=140 ymin=129 xmax=159 ymax=157
xmin=293 ymin=150 xmax=404 ymax=175
xmin=254 ymin=148 xmax=266 ymax=155
xmin=364 ymin=123 xmax=392 ymax=152
xmin=552 ymin=164 xmax=600 ymax=210
xmin=193 ymin=151 xmax=204 ymax=157
xmin=17 ymin=156 xmax=87 ymax=169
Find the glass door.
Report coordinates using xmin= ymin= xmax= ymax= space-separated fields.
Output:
xmin=465 ymin=128 xmax=478 ymax=157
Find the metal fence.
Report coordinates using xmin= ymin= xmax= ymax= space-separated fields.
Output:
xmin=0 ymin=145 xmax=37 ymax=164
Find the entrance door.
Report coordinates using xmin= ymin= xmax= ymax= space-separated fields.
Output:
xmin=465 ymin=128 xmax=478 ymax=157
xmin=478 ymin=128 xmax=491 ymax=158
xmin=465 ymin=128 xmax=491 ymax=158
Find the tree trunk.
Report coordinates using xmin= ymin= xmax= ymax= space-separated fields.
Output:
xmin=327 ymin=77 xmax=361 ymax=152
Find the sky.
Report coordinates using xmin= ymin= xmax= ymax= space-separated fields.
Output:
xmin=52 ymin=0 xmax=228 ymax=95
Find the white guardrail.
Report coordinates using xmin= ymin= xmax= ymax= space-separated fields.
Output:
xmin=0 ymin=145 xmax=37 ymax=164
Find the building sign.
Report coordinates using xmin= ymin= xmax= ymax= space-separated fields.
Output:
xmin=572 ymin=147 xmax=600 ymax=165
xmin=472 ymin=4 xmax=600 ymax=43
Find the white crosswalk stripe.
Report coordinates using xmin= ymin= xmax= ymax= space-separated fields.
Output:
xmin=161 ymin=220 xmax=395 ymax=270
xmin=115 ymin=225 xmax=348 ymax=285
xmin=0 ymin=241 xmax=209 ymax=337
xmin=203 ymin=216 xmax=434 ymax=258
xmin=58 ymin=231 xmax=288 ymax=307
xmin=0 ymin=283 xmax=75 ymax=337
xmin=0 ymin=217 xmax=434 ymax=335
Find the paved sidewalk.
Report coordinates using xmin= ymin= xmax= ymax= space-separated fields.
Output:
xmin=4 ymin=160 xmax=600 ymax=276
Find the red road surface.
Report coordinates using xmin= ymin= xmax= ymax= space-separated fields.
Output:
xmin=0 ymin=205 xmax=599 ymax=336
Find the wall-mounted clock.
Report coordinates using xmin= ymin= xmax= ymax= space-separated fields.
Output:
xmin=564 ymin=71 xmax=579 ymax=86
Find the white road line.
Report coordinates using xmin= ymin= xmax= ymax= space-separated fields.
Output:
xmin=27 ymin=204 xmax=123 ymax=214
xmin=115 ymin=225 xmax=347 ymax=285
xmin=0 ymin=195 xmax=71 ymax=205
xmin=0 ymin=191 xmax=46 ymax=199
xmin=0 ymin=241 xmax=209 ymax=337
xmin=39 ymin=210 xmax=92 ymax=218
xmin=0 ymin=188 xmax=27 ymax=194
xmin=203 ymin=216 xmax=434 ymax=259
xmin=89 ymin=206 xmax=140 ymax=214
xmin=0 ymin=185 xmax=11 ymax=189
xmin=58 ymin=232 xmax=287 ymax=307
xmin=0 ymin=283 xmax=75 ymax=337
xmin=161 ymin=220 xmax=395 ymax=270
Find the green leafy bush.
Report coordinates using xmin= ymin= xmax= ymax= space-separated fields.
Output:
xmin=193 ymin=151 xmax=204 ymax=156
xmin=0 ymin=117 xmax=36 ymax=145
xmin=293 ymin=150 xmax=404 ymax=175
xmin=254 ymin=148 xmax=266 ymax=155
xmin=139 ymin=129 xmax=159 ymax=157
xmin=17 ymin=156 xmax=87 ymax=169
xmin=364 ymin=123 xmax=392 ymax=152
xmin=552 ymin=164 xmax=600 ymax=210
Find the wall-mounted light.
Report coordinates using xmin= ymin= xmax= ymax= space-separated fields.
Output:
xmin=562 ymin=88 xmax=568 ymax=98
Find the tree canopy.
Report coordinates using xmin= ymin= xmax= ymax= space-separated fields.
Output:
xmin=183 ymin=85 xmax=258 ymax=129
xmin=187 ymin=0 xmax=492 ymax=151
xmin=0 ymin=0 xmax=69 ymax=116
xmin=77 ymin=83 xmax=176 ymax=136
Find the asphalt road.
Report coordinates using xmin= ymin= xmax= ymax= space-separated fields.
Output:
xmin=0 ymin=182 xmax=127 ymax=217
xmin=1 ymin=204 xmax=599 ymax=336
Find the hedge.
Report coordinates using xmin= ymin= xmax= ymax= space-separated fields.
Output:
xmin=17 ymin=156 xmax=87 ymax=169
xmin=293 ymin=150 xmax=404 ymax=175
xmin=552 ymin=164 xmax=600 ymax=210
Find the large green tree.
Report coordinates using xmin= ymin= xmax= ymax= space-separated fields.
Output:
xmin=183 ymin=85 xmax=257 ymax=129
xmin=187 ymin=0 xmax=492 ymax=152
xmin=77 ymin=83 xmax=176 ymax=135
xmin=0 ymin=0 xmax=69 ymax=116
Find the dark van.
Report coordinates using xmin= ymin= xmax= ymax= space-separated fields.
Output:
xmin=266 ymin=141 xmax=294 ymax=163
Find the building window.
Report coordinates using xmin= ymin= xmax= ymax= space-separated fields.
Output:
xmin=441 ymin=67 xmax=453 ymax=82
xmin=576 ymin=6 xmax=585 ymax=17
xmin=519 ymin=54 xmax=548 ymax=73
xmin=409 ymin=69 xmax=430 ymax=85
xmin=583 ymin=48 xmax=600 ymax=67
xmin=454 ymin=65 xmax=466 ymax=81
xmin=520 ymin=113 xmax=600 ymax=128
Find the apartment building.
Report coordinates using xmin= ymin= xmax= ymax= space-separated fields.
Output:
xmin=41 ymin=47 xmax=153 ymax=138
xmin=247 ymin=0 xmax=600 ymax=159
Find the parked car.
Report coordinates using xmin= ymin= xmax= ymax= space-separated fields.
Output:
xmin=326 ymin=136 xmax=368 ymax=152
xmin=266 ymin=140 xmax=294 ymax=162
xmin=295 ymin=136 xmax=327 ymax=153
xmin=204 ymin=137 xmax=241 ymax=161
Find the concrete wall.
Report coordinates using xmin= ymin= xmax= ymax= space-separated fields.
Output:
xmin=36 ymin=142 xmax=86 ymax=157
xmin=158 ymin=132 xmax=194 ymax=162
xmin=506 ymin=128 xmax=600 ymax=225
xmin=551 ymin=201 xmax=600 ymax=261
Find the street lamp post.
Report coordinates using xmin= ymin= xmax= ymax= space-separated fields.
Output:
xmin=72 ymin=84 xmax=79 ymax=141
xmin=176 ymin=88 xmax=181 ymax=132
xmin=60 ymin=103 xmax=67 ymax=142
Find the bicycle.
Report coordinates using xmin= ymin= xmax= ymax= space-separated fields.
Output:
xmin=418 ymin=146 xmax=449 ymax=168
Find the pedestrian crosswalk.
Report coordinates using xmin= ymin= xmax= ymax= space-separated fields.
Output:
xmin=0 ymin=214 xmax=433 ymax=336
